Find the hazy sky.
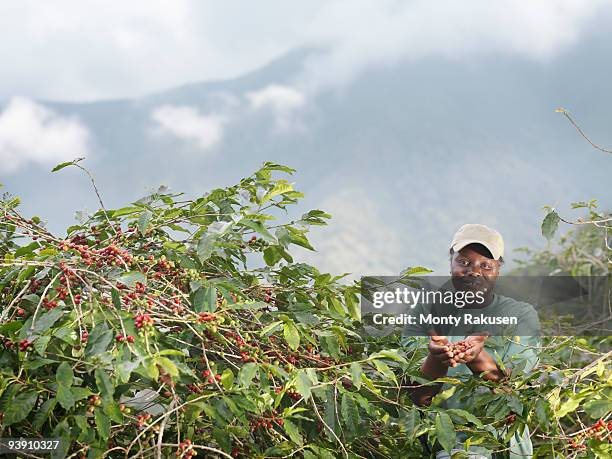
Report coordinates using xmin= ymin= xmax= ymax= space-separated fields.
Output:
xmin=1 ymin=0 xmax=610 ymax=102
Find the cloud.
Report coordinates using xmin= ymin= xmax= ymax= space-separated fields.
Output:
xmin=246 ymin=84 xmax=306 ymax=131
xmin=295 ymin=0 xmax=611 ymax=93
xmin=151 ymin=105 xmax=226 ymax=150
xmin=0 ymin=97 xmax=90 ymax=175
xmin=0 ymin=1 xmax=609 ymax=101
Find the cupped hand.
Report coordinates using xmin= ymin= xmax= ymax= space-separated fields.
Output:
xmin=452 ymin=334 xmax=488 ymax=365
xmin=428 ymin=335 xmax=457 ymax=367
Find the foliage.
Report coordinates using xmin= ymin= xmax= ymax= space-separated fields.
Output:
xmin=0 ymin=163 xmax=609 ymax=458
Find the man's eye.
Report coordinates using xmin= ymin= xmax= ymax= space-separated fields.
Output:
xmin=458 ymin=259 xmax=469 ymax=266
xmin=481 ymin=264 xmax=494 ymax=270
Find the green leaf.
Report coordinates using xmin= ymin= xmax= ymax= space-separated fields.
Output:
xmin=117 ymin=360 xmax=139 ymax=383
xmin=350 ymin=362 xmax=363 ymax=390
xmin=138 ymin=210 xmax=153 ymax=234
xmin=283 ymin=321 xmax=300 ymax=351
xmin=31 ymin=307 xmax=64 ymax=335
xmin=95 ymin=410 xmax=111 ymax=440
xmin=535 ymin=399 xmax=549 ymax=429
xmin=556 ymin=393 xmax=585 ymax=418
xmin=400 ymin=266 xmax=433 ymax=277
xmin=34 ymin=335 xmax=52 ymax=355
xmin=262 ymin=181 xmax=294 ymax=202
xmin=143 ymin=357 xmax=160 ymax=380
xmin=435 ymin=412 xmax=456 ymax=453
xmin=191 ymin=286 xmax=216 ymax=312
xmin=24 ymin=357 xmax=57 ymax=370
xmin=238 ymin=219 xmax=276 ymax=242
xmin=446 ymin=409 xmax=484 ymax=428
xmin=57 ymin=386 xmax=75 ymax=410
xmin=116 ymin=271 xmax=146 ymax=288
xmin=52 ymin=159 xmax=80 ymax=172
xmin=85 ymin=323 xmax=113 ymax=357
xmin=95 ymin=368 xmax=115 ymax=400
xmin=264 ymin=246 xmax=283 ymax=266
xmin=506 ymin=395 xmax=523 ymax=415
xmin=322 ymin=386 xmax=339 ymax=439
xmin=103 ymin=400 xmax=124 ymax=423
xmin=56 ymin=362 xmax=74 ymax=387
xmin=584 ymin=399 xmax=610 ymax=419
xmin=32 ymin=398 xmax=56 ymax=430
xmin=3 ymin=391 xmax=38 ymax=426
xmin=238 ymin=363 xmax=258 ymax=388
xmin=372 ymin=359 xmax=396 ymax=383
xmin=260 ymin=320 xmax=283 ymax=336
xmin=111 ymin=288 xmax=121 ymax=308
xmin=432 ymin=386 xmax=457 ymax=406
xmin=155 ymin=356 xmax=179 ymax=377
xmin=111 ymin=206 xmax=141 ymax=217
xmin=340 ymin=393 xmax=359 ymax=433
xmin=591 ymin=443 xmax=612 ymax=458
xmin=197 ymin=233 xmax=217 ymax=262
xmin=284 ymin=419 xmax=303 ymax=446
xmin=295 ymin=370 xmax=312 ymax=400
xmin=221 ymin=369 xmax=234 ymax=390
xmin=71 ymin=387 xmax=94 ymax=402
xmin=344 ymin=292 xmax=360 ymax=321
xmin=401 ymin=407 xmax=419 ymax=440
xmin=542 ymin=210 xmax=560 ymax=241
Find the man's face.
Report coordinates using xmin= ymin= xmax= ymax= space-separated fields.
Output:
xmin=450 ymin=244 xmax=500 ymax=295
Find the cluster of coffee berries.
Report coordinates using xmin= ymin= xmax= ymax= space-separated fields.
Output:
xmin=168 ymin=296 xmax=185 ymax=314
xmin=59 ymin=262 xmax=82 ymax=284
xmin=201 ymin=369 xmax=222 ymax=385
xmin=245 ymin=234 xmax=265 ymax=250
xmin=135 ymin=413 xmax=152 ymax=429
xmin=118 ymin=403 xmax=132 ymax=414
xmin=448 ymin=340 xmax=470 ymax=355
xmin=569 ymin=419 xmax=612 ymax=448
xmin=135 ymin=313 xmax=154 ymax=330
xmin=29 ymin=279 xmax=45 ymax=293
xmin=19 ymin=338 xmax=33 ymax=352
xmin=86 ymin=395 xmax=102 ymax=413
xmin=116 ymin=334 xmax=135 ymax=343
xmin=274 ymin=386 xmax=301 ymax=401
xmin=176 ymin=439 xmax=197 ymax=457
xmin=263 ymin=287 xmax=274 ymax=304
xmin=42 ymin=298 xmax=59 ymax=310
xmin=225 ymin=330 xmax=246 ymax=348
xmin=187 ymin=383 xmax=202 ymax=394
xmin=160 ymin=370 xmax=176 ymax=391
xmin=239 ymin=350 xmax=257 ymax=363
xmin=197 ymin=312 xmax=216 ymax=323
xmin=249 ymin=411 xmax=283 ymax=432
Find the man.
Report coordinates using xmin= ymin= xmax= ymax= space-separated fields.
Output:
xmin=404 ymin=224 xmax=540 ymax=458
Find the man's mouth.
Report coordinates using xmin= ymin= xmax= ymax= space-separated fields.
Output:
xmin=458 ymin=278 xmax=485 ymax=289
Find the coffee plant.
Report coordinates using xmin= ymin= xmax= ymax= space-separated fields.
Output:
xmin=0 ymin=162 xmax=609 ymax=458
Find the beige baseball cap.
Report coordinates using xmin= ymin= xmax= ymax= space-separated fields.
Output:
xmin=450 ymin=224 xmax=504 ymax=260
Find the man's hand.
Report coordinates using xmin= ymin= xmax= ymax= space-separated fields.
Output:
xmin=428 ymin=335 xmax=460 ymax=368
xmin=452 ymin=335 xmax=487 ymax=365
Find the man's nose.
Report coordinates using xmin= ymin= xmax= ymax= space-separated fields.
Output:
xmin=467 ymin=266 xmax=482 ymax=276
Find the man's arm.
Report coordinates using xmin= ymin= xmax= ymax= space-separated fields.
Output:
xmin=466 ymin=349 xmax=507 ymax=381
xmin=455 ymin=335 xmax=507 ymax=381
xmin=410 ymin=336 xmax=456 ymax=406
